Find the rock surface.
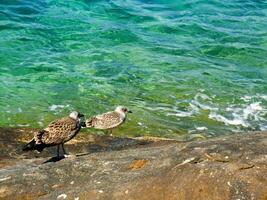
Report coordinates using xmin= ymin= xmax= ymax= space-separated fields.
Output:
xmin=0 ymin=128 xmax=267 ymax=200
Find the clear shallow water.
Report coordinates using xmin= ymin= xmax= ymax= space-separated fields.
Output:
xmin=0 ymin=0 xmax=266 ymax=139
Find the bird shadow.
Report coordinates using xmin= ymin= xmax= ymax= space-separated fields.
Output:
xmin=18 ymin=135 xmax=170 ymax=165
xmin=42 ymin=137 xmax=155 ymax=162
xmin=43 ymin=155 xmax=65 ymax=164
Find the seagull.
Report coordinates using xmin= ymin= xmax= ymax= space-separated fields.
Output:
xmin=85 ymin=106 xmax=132 ymax=135
xmin=22 ymin=111 xmax=84 ymax=158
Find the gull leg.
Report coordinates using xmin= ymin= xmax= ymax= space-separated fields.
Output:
xmin=109 ymin=129 xmax=113 ymax=137
xmin=61 ymin=143 xmax=67 ymax=154
xmin=62 ymin=143 xmax=72 ymax=158
xmin=57 ymin=145 xmax=60 ymax=158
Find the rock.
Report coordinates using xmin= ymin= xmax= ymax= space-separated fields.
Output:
xmin=0 ymin=128 xmax=266 ymax=200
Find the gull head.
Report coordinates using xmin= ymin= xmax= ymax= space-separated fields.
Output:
xmin=115 ymin=106 xmax=132 ymax=114
xmin=69 ymin=111 xmax=85 ymax=120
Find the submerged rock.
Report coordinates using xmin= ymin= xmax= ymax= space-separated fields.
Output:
xmin=0 ymin=128 xmax=266 ymax=200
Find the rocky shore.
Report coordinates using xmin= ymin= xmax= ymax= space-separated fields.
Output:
xmin=0 ymin=128 xmax=266 ymax=200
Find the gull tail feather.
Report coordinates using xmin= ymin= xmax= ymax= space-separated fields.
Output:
xmin=22 ymin=139 xmax=46 ymax=152
xmin=85 ymin=118 xmax=94 ymax=128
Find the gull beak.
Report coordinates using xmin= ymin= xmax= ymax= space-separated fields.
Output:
xmin=78 ymin=113 xmax=85 ymax=118
xmin=81 ymin=121 xmax=86 ymax=127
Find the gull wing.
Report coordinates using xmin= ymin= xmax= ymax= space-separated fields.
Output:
xmin=36 ymin=117 xmax=77 ymax=145
xmin=91 ymin=111 xmax=124 ymax=129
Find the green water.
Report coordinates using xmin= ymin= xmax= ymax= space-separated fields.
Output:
xmin=0 ymin=0 xmax=267 ymax=139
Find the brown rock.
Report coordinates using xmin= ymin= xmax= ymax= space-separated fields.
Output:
xmin=0 ymin=128 xmax=266 ymax=200
xmin=128 ymin=159 xmax=149 ymax=170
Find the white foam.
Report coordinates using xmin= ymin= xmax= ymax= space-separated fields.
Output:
xmin=49 ymin=104 xmax=69 ymax=111
xmin=191 ymin=100 xmax=218 ymax=111
xmin=166 ymin=101 xmax=198 ymax=117
xmin=188 ymin=103 xmax=200 ymax=112
xmin=209 ymin=112 xmax=248 ymax=127
xmin=193 ymin=93 xmax=267 ymax=130
xmin=168 ymin=110 xmax=194 ymax=117
xmin=194 ymin=93 xmax=211 ymax=100
xmin=145 ymin=92 xmax=267 ymax=132
xmin=249 ymin=102 xmax=263 ymax=111
xmin=209 ymin=102 xmax=266 ymax=129
xmin=243 ymin=102 xmax=263 ymax=120
xmin=241 ymin=95 xmax=252 ymax=102
xmin=261 ymin=95 xmax=267 ymax=101
xmin=196 ymin=127 xmax=208 ymax=131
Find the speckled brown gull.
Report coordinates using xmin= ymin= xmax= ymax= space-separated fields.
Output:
xmin=22 ymin=111 xmax=84 ymax=158
xmin=85 ymin=106 xmax=132 ymax=134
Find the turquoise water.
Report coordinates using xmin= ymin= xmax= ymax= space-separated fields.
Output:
xmin=0 ymin=0 xmax=267 ymax=139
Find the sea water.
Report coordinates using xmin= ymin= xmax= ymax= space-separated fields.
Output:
xmin=0 ymin=0 xmax=266 ymax=139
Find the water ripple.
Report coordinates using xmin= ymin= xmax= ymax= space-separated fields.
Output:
xmin=0 ymin=0 xmax=266 ymax=138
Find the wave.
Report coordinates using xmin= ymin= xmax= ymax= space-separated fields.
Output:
xmin=168 ymin=92 xmax=267 ymax=133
